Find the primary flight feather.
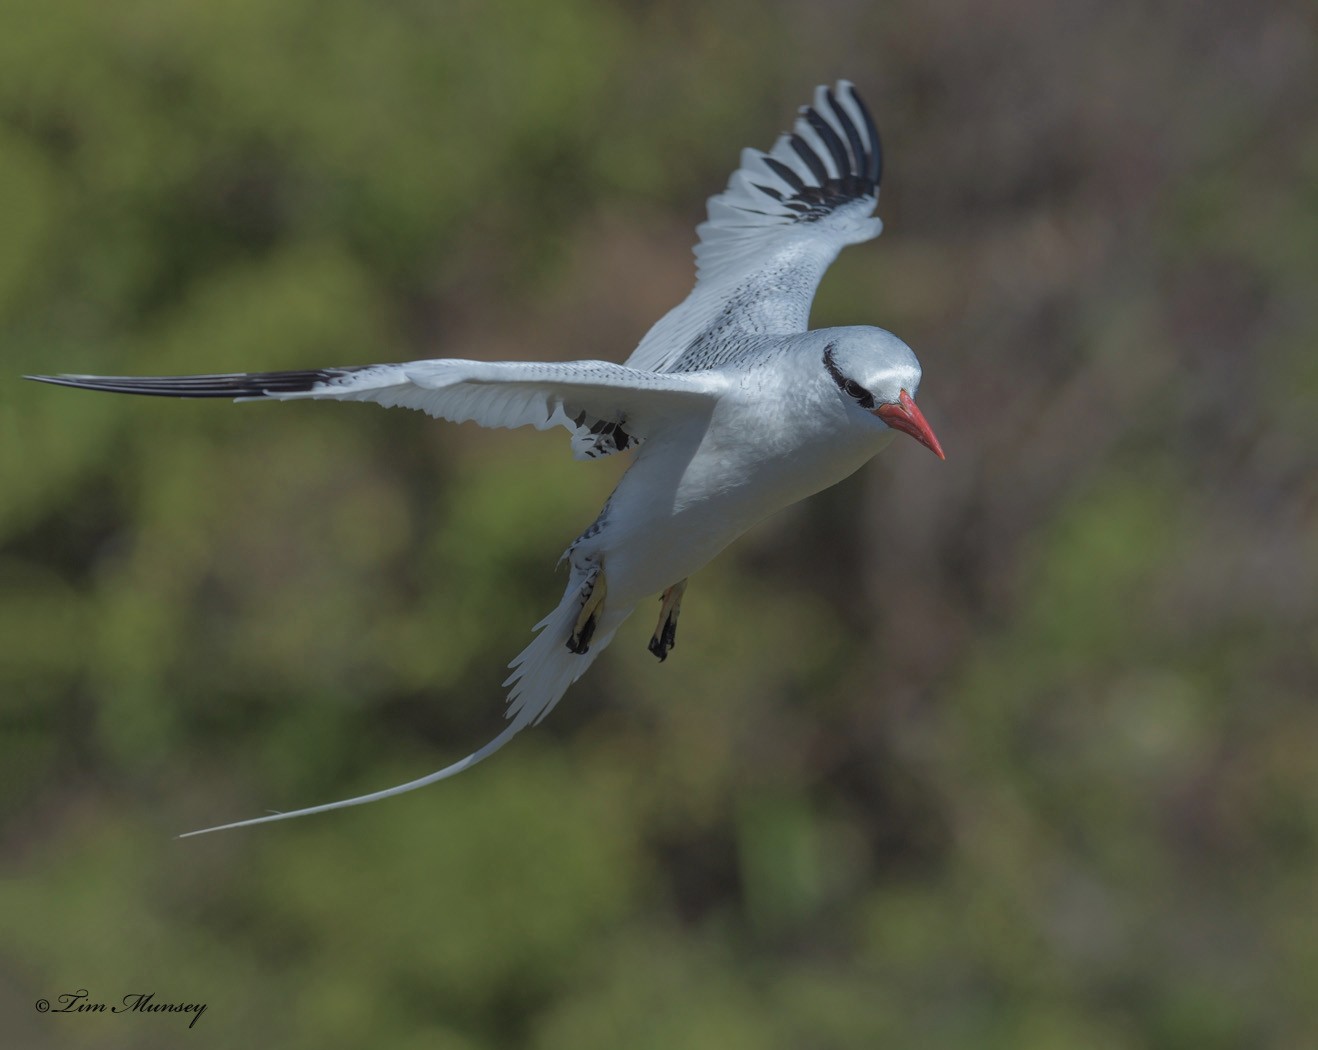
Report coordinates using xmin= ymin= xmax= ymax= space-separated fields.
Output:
xmin=28 ymin=80 xmax=944 ymax=836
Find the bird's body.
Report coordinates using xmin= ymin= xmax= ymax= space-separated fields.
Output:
xmin=577 ymin=332 xmax=896 ymax=603
xmin=27 ymin=82 xmax=944 ymax=835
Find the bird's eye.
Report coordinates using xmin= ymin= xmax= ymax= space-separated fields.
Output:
xmin=842 ymin=379 xmax=875 ymax=407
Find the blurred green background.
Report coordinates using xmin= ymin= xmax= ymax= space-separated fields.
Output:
xmin=2 ymin=0 xmax=1315 ymax=1047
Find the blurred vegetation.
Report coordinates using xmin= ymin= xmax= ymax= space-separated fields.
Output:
xmin=2 ymin=0 xmax=1315 ymax=1047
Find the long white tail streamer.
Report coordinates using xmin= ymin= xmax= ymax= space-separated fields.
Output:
xmin=178 ymin=570 xmax=633 ymax=838
xmin=176 ymin=721 xmax=526 ymax=838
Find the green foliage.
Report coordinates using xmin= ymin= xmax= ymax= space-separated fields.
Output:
xmin=2 ymin=1 xmax=1315 ymax=1048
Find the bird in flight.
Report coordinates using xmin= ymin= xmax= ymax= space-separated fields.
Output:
xmin=29 ymin=80 xmax=944 ymax=836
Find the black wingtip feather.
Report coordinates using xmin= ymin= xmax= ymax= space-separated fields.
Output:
xmin=763 ymin=156 xmax=808 ymax=194
xmin=743 ymin=82 xmax=882 ymax=226
xmin=803 ymin=107 xmax=851 ymax=176
xmin=24 ymin=368 xmax=360 ymax=398
xmin=825 ymin=86 xmax=870 ymax=184
xmin=846 ymin=83 xmax=883 ymax=185
xmin=788 ymin=132 xmax=830 ymax=185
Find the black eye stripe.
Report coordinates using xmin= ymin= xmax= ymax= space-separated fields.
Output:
xmin=822 ymin=345 xmax=846 ymax=388
xmin=823 ymin=345 xmax=876 ymax=408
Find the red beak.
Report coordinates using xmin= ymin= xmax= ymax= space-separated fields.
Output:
xmin=875 ymin=390 xmax=945 ymax=460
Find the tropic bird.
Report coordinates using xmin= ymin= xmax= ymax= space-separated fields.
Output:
xmin=28 ymin=81 xmax=945 ymax=836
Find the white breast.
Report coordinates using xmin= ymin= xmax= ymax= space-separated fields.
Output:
xmin=579 ymin=365 xmax=889 ymax=605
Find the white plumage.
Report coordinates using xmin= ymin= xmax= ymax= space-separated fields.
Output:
xmin=28 ymin=81 xmax=945 ymax=836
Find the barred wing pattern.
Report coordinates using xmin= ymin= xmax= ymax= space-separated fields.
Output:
xmin=626 ymin=80 xmax=883 ymax=375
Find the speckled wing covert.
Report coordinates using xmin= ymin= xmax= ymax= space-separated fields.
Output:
xmin=625 ymin=80 xmax=883 ymax=375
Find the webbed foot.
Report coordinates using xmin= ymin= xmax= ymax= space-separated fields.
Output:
xmin=567 ymin=567 xmax=607 ymax=654
xmin=647 ymin=579 xmax=687 ymax=662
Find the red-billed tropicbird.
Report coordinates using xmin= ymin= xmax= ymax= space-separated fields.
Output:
xmin=28 ymin=81 xmax=945 ymax=835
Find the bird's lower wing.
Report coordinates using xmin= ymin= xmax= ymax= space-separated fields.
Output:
xmin=27 ymin=359 xmax=726 ymax=457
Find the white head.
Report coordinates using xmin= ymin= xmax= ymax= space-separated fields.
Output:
xmin=821 ymin=328 xmax=944 ymax=459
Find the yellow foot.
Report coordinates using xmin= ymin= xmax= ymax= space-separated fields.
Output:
xmin=566 ymin=567 xmax=607 ymax=655
xmin=647 ymin=579 xmax=687 ymax=662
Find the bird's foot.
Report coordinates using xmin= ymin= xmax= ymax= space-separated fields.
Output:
xmin=566 ymin=567 xmax=607 ymax=655
xmin=647 ymin=579 xmax=687 ymax=662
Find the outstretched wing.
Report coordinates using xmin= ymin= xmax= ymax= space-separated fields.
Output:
xmin=626 ymin=80 xmax=883 ymax=374
xmin=26 ymin=359 xmax=725 ymax=459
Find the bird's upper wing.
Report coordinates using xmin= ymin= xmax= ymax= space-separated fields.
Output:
xmin=625 ymin=80 xmax=883 ymax=374
xmin=26 ymin=359 xmax=726 ymax=459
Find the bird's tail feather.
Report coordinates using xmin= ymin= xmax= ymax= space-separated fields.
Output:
xmin=176 ymin=720 xmax=527 ymax=838
xmin=503 ymin=570 xmax=632 ymax=728
xmin=178 ymin=569 xmax=632 ymax=838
